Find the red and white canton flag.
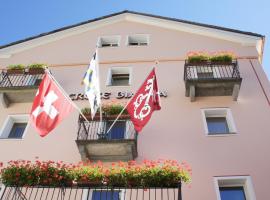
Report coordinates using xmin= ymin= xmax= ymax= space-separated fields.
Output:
xmin=127 ymin=68 xmax=161 ymax=132
xmin=30 ymin=73 xmax=73 ymax=137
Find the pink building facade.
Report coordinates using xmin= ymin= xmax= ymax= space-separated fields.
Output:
xmin=0 ymin=11 xmax=269 ymax=199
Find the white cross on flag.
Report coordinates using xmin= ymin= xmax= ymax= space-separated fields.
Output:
xmin=30 ymin=73 xmax=73 ymax=137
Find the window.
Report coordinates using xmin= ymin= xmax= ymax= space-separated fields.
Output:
xmin=214 ymin=176 xmax=256 ymax=200
xmin=98 ymin=36 xmax=120 ymax=47
xmin=83 ymin=189 xmax=123 ymax=200
xmin=219 ymin=187 xmax=246 ymax=200
xmin=206 ymin=117 xmax=229 ymax=134
xmin=201 ymin=108 xmax=237 ymax=135
xmin=127 ymin=34 xmax=149 ymax=46
xmin=107 ymin=67 xmax=131 ymax=86
xmin=0 ymin=115 xmax=29 ymax=139
xmin=91 ymin=190 xmax=120 ymax=200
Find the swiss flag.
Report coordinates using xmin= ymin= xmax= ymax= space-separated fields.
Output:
xmin=30 ymin=73 xmax=73 ymax=137
xmin=127 ymin=68 xmax=161 ymax=132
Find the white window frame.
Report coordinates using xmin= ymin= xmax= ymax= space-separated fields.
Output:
xmin=107 ymin=67 xmax=132 ymax=86
xmin=98 ymin=35 xmax=121 ymax=48
xmin=201 ymin=108 xmax=237 ymax=136
xmin=126 ymin=34 xmax=150 ymax=47
xmin=82 ymin=188 xmax=125 ymax=200
xmin=213 ymin=176 xmax=256 ymax=200
xmin=0 ymin=114 xmax=29 ymax=139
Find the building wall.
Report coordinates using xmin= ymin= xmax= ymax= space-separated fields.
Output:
xmin=0 ymin=21 xmax=269 ymax=199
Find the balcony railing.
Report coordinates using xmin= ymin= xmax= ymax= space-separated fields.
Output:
xmin=0 ymin=185 xmax=182 ymax=200
xmin=0 ymin=71 xmax=44 ymax=89
xmin=184 ymin=60 xmax=241 ymax=81
xmin=76 ymin=116 xmax=138 ymax=162
xmin=183 ymin=60 xmax=242 ymax=101
xmin=77 ymin=116 xmax=137 ymax=141
xmin=0 ymin=71 xmax=44 ymax=107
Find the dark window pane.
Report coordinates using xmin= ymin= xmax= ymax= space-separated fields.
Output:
xmin=106 ymin=121 xmax=126 ymax=139
xmin=220 ymin=187 xmax=246 ymax=200
xmin=8 ymin=123 xmax=27 ymax=138
xmin=91 ymin=191 xmax=120 ymax=200
xmin=206 ymin=117 xmax=229 ymax=134
xmin=111 ymin=74 xmax=129 ymax=86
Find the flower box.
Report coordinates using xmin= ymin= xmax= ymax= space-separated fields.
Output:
xmin=28 ymin=68 xmax=45 ymax=75
xmin=6 ymin=69 xmax=25 ymax=74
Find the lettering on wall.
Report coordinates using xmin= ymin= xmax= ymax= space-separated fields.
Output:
xmin=69 ymin=91 xmax=167 ymax=101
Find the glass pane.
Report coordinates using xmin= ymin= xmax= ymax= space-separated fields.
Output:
xmin=111 ymin=74 xmax=129 ymax=86
xmin=220 ymin=187 xmax=246 ymax=200
xmin=106 ymin=121 xmax=126 ymax=139
xmin=206 ymin=117 xmax=229 ymax=134
xmin=8 ymin=123 xmax=27 ymax=138
xmin=91 ymin=191 xmax=120 ymax=200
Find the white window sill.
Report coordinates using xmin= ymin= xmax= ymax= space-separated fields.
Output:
xmin=206 ymin=132 xmax=238 ymax=137
xmin=0 ymin=138 xmax=24 ymax=141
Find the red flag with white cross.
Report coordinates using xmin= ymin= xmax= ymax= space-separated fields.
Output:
xmin=127 ymin=68 xmax=161 ymax=132
xmin=30 ymin=73 xmax=73 ymax=137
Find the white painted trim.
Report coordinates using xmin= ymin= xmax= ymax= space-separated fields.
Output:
xmin=213 ymin=176 xmax=256 ymax=200
xmin=0 ymin=13 xmax=262 ymax=58
xmin=201 ymin=108 xmax=237 ymax=136
xmin=0 ymin=114 xmax=29 ymax=139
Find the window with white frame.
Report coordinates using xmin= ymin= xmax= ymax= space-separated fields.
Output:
xmin=214 ymin=176 xmax=256 ymax=200
xmin=98 ymin=36 xmax=120 ymax=48
xmin=201 ymin=108 xmax=237 ymax=135
xmin=0 ymin=114 xmax=29 ymax=139
xmin=127 ymin=34 xmax=149 ymax=46
xmin=82 ymin=189 xmax=124 ymax=200
xmin=107 ymin=67 xmax=131 ymax=86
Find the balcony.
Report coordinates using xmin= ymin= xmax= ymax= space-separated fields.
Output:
xmin=0 ymin=70 xmax=44 ymax=107
xmin=76 ymin=115 xmax=138 ymax=162
xmin=0 ymin=185 xmax=182 ymax=200
xmin=184 ymin=60 xmax=242 ymax=101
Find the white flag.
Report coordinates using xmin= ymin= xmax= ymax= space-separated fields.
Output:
xmin=83 ymin=50 xmax=101 ymax=119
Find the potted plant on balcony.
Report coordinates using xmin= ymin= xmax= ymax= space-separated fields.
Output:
xmin=186 ymin=51 xmax=236 ymax=65
xmin=209 ymin=51 xmax=235 ymax=65
xmin=80 ymin=107 xmax=104 ymax=121
xmin=187 ymin=51 xmax=209 ymax=64
xmin=103 ymin=104 xmax=130 ymax=120
xmin=28 ymin=63 xmax=46 ymax=74
xmin=6 ymin=64 xmax=25 ymax=74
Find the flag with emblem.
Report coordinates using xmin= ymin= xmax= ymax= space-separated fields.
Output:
xmin=83 ymin=50 xmax=101 ymax=119
xmin=127 ymin=68 xmax=161 ymax=132
xmin=30 ymin=73 xmax=73 ymax=137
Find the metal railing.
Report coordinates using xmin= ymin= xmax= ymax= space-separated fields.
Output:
xmin=77 ymin=116 xmax=137 ymax=141
xmin=184 ymin=60 xmax=241 ymax=81
xmin=0 ymin=185 xmax=182 ymax=200
xmin=0 ymin=72 xmax=44 ymax=89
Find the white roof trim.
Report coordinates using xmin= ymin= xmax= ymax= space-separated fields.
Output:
xmin=0 ymin=12 xmax=263 ymax=58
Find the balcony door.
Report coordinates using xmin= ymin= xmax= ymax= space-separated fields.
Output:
xmin=106 ymin=121 xmax=126 ymax=139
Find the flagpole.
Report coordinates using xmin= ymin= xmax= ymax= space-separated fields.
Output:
xmin=45 ymin=68 xmax=90 ymax=123
xmin=105 ymin=66 xmax=157 ymax=134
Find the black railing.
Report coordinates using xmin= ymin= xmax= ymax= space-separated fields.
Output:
xmin=184 ymin=60 xmax=241 ymax=81
xmin=0 ymin=186 xmax=182 ymax=200
xmin=0 ymin=71 xmax=44 ymax=89
xmin=77 ymin=117 xmax=137 ymax=141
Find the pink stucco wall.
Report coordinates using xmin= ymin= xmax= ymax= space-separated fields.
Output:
xmin=0 ymin=21 xmax=269 ymax=199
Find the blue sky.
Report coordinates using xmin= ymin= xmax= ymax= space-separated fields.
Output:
xmin=0 ymin=0 xmax=269 ymax=79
